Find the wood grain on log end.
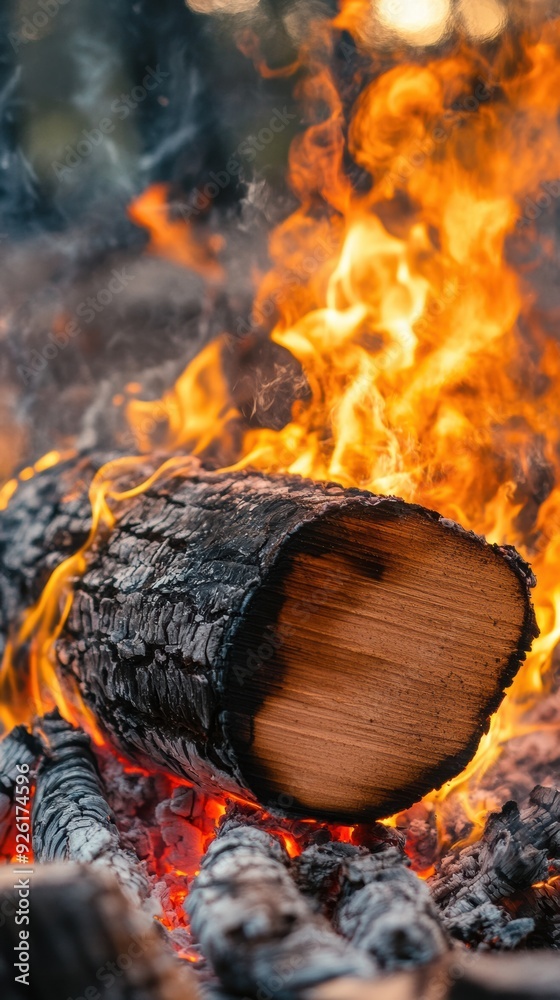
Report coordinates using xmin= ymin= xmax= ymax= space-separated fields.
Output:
xmin=226 ymin=500 xmax=538 ymax=820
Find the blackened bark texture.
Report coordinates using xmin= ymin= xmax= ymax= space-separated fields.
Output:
xmin=32 ymin=711 xmax=151 ymax=907
xmin=0 ymin=454 xmax=538 ymax=821
xmin=0 ymin=725 xmax=38 ymax=851
xmin=307 ymin=952 xmax=560 ymax=1000
xmin=429 ymin=786 xmax=560 ymax=946
xmin=186 ymin=808 xmax=376 ymax=1000
xmin=0 ymin=863 xmax=198 ymax=1000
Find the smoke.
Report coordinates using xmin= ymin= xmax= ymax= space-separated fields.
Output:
xmin=0 ymin=0 xmax=323 ymax=471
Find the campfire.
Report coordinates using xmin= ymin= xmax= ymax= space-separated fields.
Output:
xmin=1 ymin=1 xmax=560 ymax=998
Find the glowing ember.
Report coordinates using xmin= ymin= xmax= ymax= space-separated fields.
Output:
xmin=2 ymin=5 xmax=560 ymax=852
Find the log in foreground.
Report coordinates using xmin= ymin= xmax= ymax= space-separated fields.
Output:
xmin=307 ymin=952 xmax=560 ymax=1000
xmin=0 ymin=456 xmax=538 ymax=821
xmin=0 ymin=863 xmax=198 ymax=1000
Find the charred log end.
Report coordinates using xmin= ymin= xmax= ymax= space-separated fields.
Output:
xmin=225 ymin=502 xmax=537 ymax=822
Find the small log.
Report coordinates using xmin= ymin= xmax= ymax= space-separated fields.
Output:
xmin=186 ymin=807 xmax=376 ymax=999
xmin=32 ymin=711 xmax=152 ymax=907
xmin=0 ymin=863 xmax=198 ymax=1000
xmin=295 ymin=842 xmax=449 ymax=970
xmin=306 ymin=952 xmax=560 ymax=1000
xmin=0 ymin=725 xmax=38 ymax=852
xmin=0 ymin=455 xmax=538 ymax=821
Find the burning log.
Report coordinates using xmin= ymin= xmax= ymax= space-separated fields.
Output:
xmin=186 ymin=807 xmax=376 ymax=999
xmin=0 ymin=863 xmax=198 ymax=1000
xmin=0 ymin=457 xmax=538 ymax=821
xmin=32 ymin=711 xmax=152 ymax=907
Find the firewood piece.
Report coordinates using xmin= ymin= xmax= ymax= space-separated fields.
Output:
xmin=430 ymin=786 xmax=560 ymax=932
xmin=306 ymin=952 xmax=560 ymax=1000
xmin=0 ymin=863 xmax=198 ymax=1000
xmin=32 ymin=711 xmax=152 ymax=907
xmin=186 ymin=807 xmax=377 ymax=999
xmin=0 ymin=725 xmax=39 ymax=850
xmin=0 ymin=456 xmax=538 ymax=821
xmin=295 ymin=841 xmax=448 ymax=970
xmin=441 ymin=901 xmax=534 ymax=949
xmin=505 ymin=877 xmax=560 ymax=948
xmin=333 ymin=848 xmax=449 ymax=970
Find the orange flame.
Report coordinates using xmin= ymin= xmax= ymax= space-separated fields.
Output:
xmin=2 ymin=9 xmax=560 ymax=845
xmin=128 ymin=183 xmax=225 ymax=280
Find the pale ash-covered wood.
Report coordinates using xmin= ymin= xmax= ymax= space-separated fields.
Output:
xmin=428 ymin=785 xmax=560 ymax=946
xmin=0 ymin=725 xmax=38 ymax=851
xmin=0 ymin=455 xmax=538 ymax=821
xmin=186 ymin=807 xmax=376 ymax=999
xmin=297 ymin=843 xmax=449 ymax=970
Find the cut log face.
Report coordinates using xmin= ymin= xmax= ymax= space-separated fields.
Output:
xmin=0 ymin=458 xmax=538 ymax=822
xmin=227 ymin=504 xmax=537 ymax=818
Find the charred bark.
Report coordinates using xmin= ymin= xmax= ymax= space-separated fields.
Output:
xmin=32 ymin=711 xmax=151 ymax=907
xmin=0 ymin=455 xmax=538 ymax=821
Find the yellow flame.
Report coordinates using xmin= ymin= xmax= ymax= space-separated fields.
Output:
xmin=3 ymin=10 xmax=560 ymax=844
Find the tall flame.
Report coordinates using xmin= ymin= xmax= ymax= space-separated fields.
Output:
xmin=3 ymin=8 xmax=560 ymax=839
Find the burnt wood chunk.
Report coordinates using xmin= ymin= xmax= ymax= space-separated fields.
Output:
xmin=0 ymin=456 xmax=538 ymax=821
xmin=0 ymin=725 xmax=38 ymax=851
xmin=32 ymin=711 xmax=151 ymax=906
xmin=296 ymin=842 xmax=449 ymax=970
xmin=0 ymin=863 xmax=198 ymax=1000
xmin=429 ymin=786 xmax=560 ymax=945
